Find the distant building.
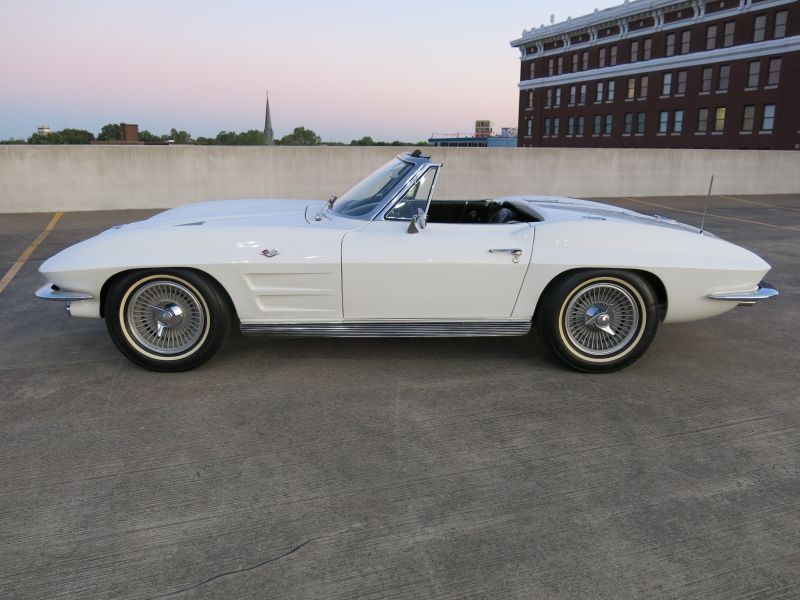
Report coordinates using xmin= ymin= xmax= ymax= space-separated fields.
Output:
xmin=428 ymin=121 xmax=517 ymax=147
xmin=37 ymin=126 xmax=51 ymax=136
xmin=264 ymin=92 xmax=274 ymax=145
xmin=120 ymin=123 xmax=139 ymax=142
xmin=510 ymin=0 xmax=800 ymax=150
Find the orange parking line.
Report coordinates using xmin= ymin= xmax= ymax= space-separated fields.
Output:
xmin=719 ymin=194 xmax=800 ymax=212
xmin=0 ymin=212 xmax=63 ymax=295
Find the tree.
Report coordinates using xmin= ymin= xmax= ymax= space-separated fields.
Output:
xmin=350 ymin=136 xmax=376 ymax=146
xmin=96 ymin=123 xmax=121 ymax=141
xmin=27 ymin=128 xmax=95 ymax=144
xmin=138 ymin=130 xmax=161 ymax=143
xmin=278 ymin=126 xmax=321 ymax=146
xmin=169 ymin=128 xmax=192 ymax=144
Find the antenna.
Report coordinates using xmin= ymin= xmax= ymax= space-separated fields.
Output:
xmin=700 ymin=174 xmax=714 ymax=233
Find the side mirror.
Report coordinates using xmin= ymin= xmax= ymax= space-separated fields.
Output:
xmin=407 ymin=208 xmax=427 ymax=234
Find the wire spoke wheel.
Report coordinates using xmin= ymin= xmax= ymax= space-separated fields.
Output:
xmin=563 ymin=282 xmax=641 ymax=357
xmin=125 ymin=280 xmax=206 ymax=355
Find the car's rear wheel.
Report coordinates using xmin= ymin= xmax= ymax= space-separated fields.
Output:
xmin=538 ymin=270 xmax=658 ymax=373
xmin=105 ymin=270 xmax=230 ymax=371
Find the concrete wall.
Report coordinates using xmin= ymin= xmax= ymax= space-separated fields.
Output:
xmin=1 ymin=145 xmax=799 ymax=213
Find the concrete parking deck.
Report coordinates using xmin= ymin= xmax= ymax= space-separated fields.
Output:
xmin=1 ymin=196 xmax=798 ymax=599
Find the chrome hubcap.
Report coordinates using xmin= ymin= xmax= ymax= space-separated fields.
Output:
xmin=564 ymin=283 xmax=640 ymax=356
xmin=126 ymin=281 xmax=205 ymax=355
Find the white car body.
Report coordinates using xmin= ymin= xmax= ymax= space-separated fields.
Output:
xmin=36 ymin=152 xmax=777 ymax=370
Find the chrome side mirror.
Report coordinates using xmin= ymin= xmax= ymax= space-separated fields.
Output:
xmin=407 ymin=208 xmax=427 ymax=234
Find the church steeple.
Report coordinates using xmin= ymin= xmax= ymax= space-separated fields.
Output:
xmin=264 ymin=91 xmax=274 ymax=146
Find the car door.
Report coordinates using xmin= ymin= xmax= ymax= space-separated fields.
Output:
xmin=341 ymin=219 xmax=534 ymax=320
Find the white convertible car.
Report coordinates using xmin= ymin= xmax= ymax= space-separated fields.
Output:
xmin=36 ymin=151 xmax=777 ymax=372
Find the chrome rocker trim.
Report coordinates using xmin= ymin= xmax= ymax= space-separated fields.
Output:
xmin=708 ymin=281 xmax=779 ymax=305
xmin=240 ymin=320 xmax=532 ymax=338
xmin=35 ymin=283 xmax=93 ymax=301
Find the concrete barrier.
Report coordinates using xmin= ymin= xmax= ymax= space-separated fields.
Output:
xmin=1 ymin=145 xmax=798 ymax=213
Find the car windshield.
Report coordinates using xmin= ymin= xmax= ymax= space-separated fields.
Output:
xmin=331 ymin=158 xmax=415 ymax=219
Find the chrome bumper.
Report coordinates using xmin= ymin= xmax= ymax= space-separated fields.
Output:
xmin=35 ymin=283 xmax=93 ymax=301
xmin=708 ymin=281 xmax=779 ymax=305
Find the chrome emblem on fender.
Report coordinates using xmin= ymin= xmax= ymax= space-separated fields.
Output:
xmin=260 ymin=248 xmax=280 ymax=258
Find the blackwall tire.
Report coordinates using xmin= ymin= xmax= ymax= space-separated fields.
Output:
xmin=104 ymin=270 xmax=231 ymax=372
xmin=539 ymin=270 xmax=658 ymax=373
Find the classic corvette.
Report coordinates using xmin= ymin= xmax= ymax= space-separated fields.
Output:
xmin=36 ymin=150 xmax=778 ymax=372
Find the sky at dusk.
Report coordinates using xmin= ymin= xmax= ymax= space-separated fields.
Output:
xmin=0 ymin=0 xmax=619 ymax=142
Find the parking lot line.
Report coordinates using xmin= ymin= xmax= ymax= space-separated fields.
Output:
xmin=0 ymin=212 xmax=63 ymax=295
xmin=718 ymin=194 xmax=800 ymax=212
xmin=620 ymin=197 xmax=800 ymax=232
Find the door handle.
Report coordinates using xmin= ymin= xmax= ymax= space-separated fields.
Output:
xmin=489 ymin=248 xmax=523 ymax=256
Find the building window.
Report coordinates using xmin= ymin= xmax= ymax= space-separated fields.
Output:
xmin=544 ymin=118 xmax=551 ymax=136
xmin=659 ymin=110 xmax=669 ymax=134
xmin=567 ymin=116 xmax=575 ymax=136
xmin=570 ymin=85 xmax=577 ymax=105
xmin=577 ymin=115 xmax=585 ymax=136
xmin=529 ymin=63 xmax=535 ymax=79
xmin=775 ymin=11 xmax=788 ymax=38
xmin=557 ymin=56 xmax=563 ymax=74
xmin=582 ymin=51 xmax=589 ymax=70
xmin=701 ymin=67 xmax=713 ymax=93
xmin=674 ymin=110 xmax=684 ymax=134
xmin=762 ymin=104 xmax=776 ymax=131
xmin=595 ymin=81 xmax=604 ymax=103
xmin=741 ymin=105 xmax=756 ymax=132
xmin=718 ymin=65 xmax=730 ymax=91
xmin=553 ymin=117 xmax=560 ymax=137
xmin=627 ymin=77 xmax=636 ymax=100
xmin=753 ymin=14 xmax=767 ymax=42
xmin=636 ymin=112 xmax=646 ymax=135
xmin=593 ymin=114 xmax=602 ymax=135
xmin=681 ymin=30 xmax=691 ymax=54
xmin=555 ymin=87 xmax=562 ymax=106
xmin=723 ymin=21 xmax=735 ymax=47
xmin=767 ymin=58 xmax=782 ymax=86
xmin=624 ymin=112 xmax=634 ymax=134
xmin=545 ymin=88 xmax=552 ymax=108
xmin=604 ymin=114 xmax=613 ymax=135
xmin=666 ymin=33 xmax=676 ymax=56
xmin=579 ymin=83 xmax=587 ymax=105
xmin=631 ymin=40 xmax=639 ymax=62
xmin=662 ymin=72 xmax=672 ymax=96
xmin=747 ymin=61 xmax=761 ymax=88
xmin=527 ymin=119 xmax=533 ymax=137
xmin=607 ymin=80 xmax=616 ymax=102
xmin=548 ymin=58 xmax=554 ymax=76
xmin=643 ymin=38 xmax=652 ymax=60
xmin=706 ymin=24 xmax=717 ymax=50
xmin=697 ymin=108 xmax=709 ymax=133
xmin=572 ymin=53 xmax=579 ymax=72
xmin=528 ymin=90 xmax=534 ymax=108
xmin=714 ymin=107 xmax=726 ymax=132
xmin=610 ymin=45 xmax=618 ymax=66
xmin=599 ymin=47 xmax=607 ymax=67
xmin=676 ymin=70 xmax=687 ymax=95
xmin=640 ymin=75 xmax=649 ymax=99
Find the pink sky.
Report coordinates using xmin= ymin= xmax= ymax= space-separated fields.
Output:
xmin=0 ymin=0 xmax=615 ymax=142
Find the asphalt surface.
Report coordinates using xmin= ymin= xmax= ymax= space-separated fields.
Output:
xmin=1 ymin=195 xmax=798 ymax=599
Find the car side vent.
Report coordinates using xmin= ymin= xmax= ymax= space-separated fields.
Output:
xmin=175 ymin=221 xmax=205 ymax=226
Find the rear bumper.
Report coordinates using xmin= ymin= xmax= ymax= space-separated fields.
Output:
xmin=708 ymin=281 xmax=779 ymax=305
xmin=35 ymin=283 xmax=93 ymax=301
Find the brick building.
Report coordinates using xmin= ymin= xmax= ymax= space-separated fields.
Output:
xmin=510 ymin=0 xmax=800 ymax=149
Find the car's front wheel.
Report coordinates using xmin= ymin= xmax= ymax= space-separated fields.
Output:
xmin=105 ymin=270 xmax=231 ymax=371
xmin=538 ymin=270 xmax=658 ymax=373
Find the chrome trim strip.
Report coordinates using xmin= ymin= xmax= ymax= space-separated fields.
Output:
xmin=240 ymin=320 xmax=532 ymax=338
xmin=708 ymin=281 xmax=779 ymax=302
xmin=35 ymin=283 xmax=93 ymax=301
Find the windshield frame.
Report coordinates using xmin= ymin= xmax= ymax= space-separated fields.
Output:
xmin=329 ymin=157 xmax=417 ymax=221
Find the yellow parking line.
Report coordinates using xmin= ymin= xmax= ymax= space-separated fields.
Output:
xmin=620 ymin=197 xmax=800 ymax=232
xmin=718 ymin=194 xmax=800 ymax=212
xmin=0 ymin=212 xmax=63 ymax=295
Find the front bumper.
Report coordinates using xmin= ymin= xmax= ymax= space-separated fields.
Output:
xmin=35 ymin=283 xmax=93 ymax=301
xmin=708 ymin=281 xmax=779 ymax=305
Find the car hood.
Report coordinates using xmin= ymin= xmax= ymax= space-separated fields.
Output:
xmin=119 ymin=199 xmax=325 ymax=230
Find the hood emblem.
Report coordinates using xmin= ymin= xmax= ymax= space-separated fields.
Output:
xmin=260 ymin=248 xmax=280 ymax=258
